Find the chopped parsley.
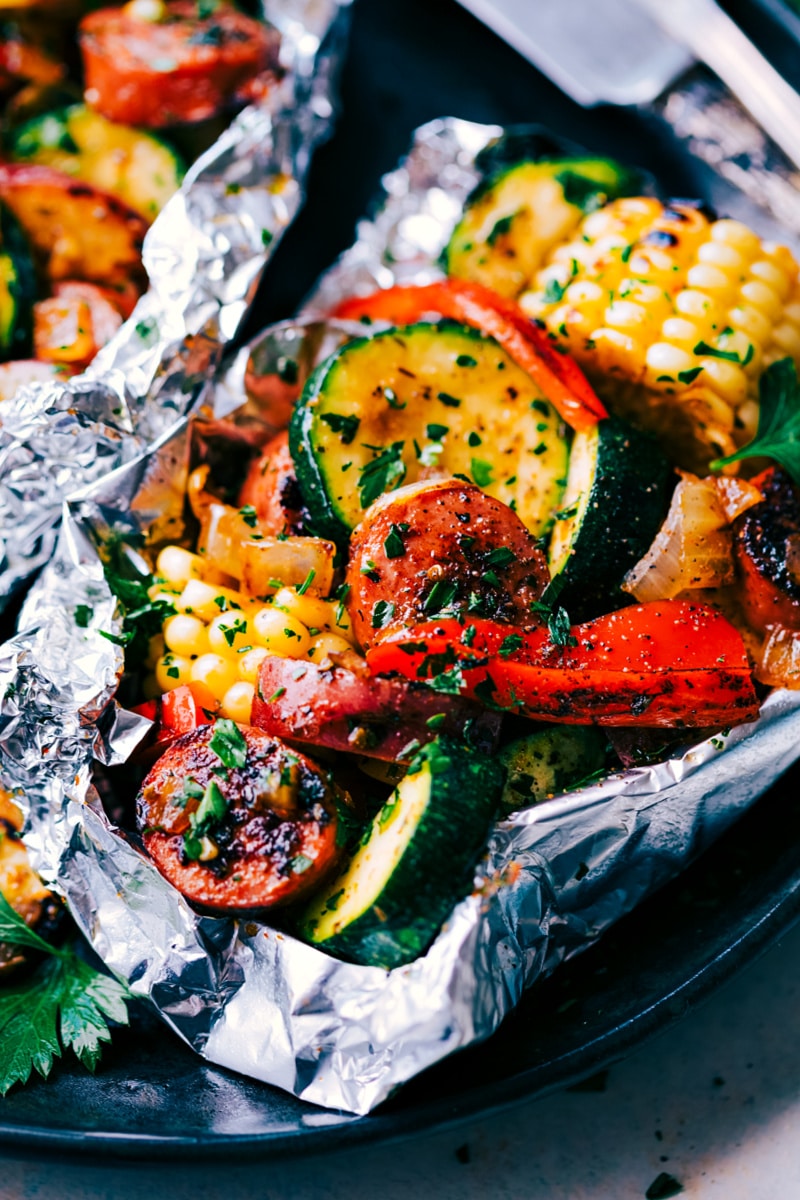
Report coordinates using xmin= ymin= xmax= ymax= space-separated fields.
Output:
xmin=320 ymin=412 xmax=360 ymax=445
xmin=357 ymin=442 xmax=406 ymax=508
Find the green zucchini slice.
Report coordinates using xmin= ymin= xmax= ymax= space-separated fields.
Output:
xmin=8 ymin=104 xmax=184 ymax=221
xmin=300 ymin=738 xmax=504 ymax=969
xmin=498 ymin=726 xmax=608 ymax=811
xmin=290 ymin=321 xmax=569 ymax=541
xmin=444 ymin=157 xmax=638 ymax=298
xmin=0 ymin=202 xmax=36 ymax=361
xmin=547 ymin=415 xmax=673 ymax=618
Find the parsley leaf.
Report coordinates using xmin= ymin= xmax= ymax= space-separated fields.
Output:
xmin=357 ymin=442 xmax=406 ymax=508
xmin=371 ymin=600 xmax=396 ymax=629
xmin=470 ymin=458 xmax=495 ymax=488
xmin=711 ymin=358 xmax=800 ymax=482
xmin=423 ymin=579 xmax=458 ymax=615
xmin=531 ymin=595 xmax=578 ymax=648
xmin=383 ymin=524 xmax=406 ymax=559
xmin=320 ymin=412 xmax=360 ymax=445
xmin=0 ymin=893 xmax=131 ymax=1093
xmin=209 ymin=718 xmax=247 ymax=769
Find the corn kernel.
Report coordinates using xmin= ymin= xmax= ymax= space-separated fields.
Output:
xmin=307 ymin=633 xmax=354 ymax=667
xmin=564 ymin=280 xmax=605 ymax=308
xmin=252 ymin=608 xmax=311 ymax=657
xmin=176 ymin=579 xmax=242 ymax=622
xmin=696 ymin=358 xmax=748 ymax=405
xmin=711 ymin=219 xmax=761 ymax=256
xmin=190 ymin=654 xmax=238 ymax=700
xmin=740 ymin=280 xmax=782 ymax=319
xmin=771 ymin=322 xmax=800 ymax=359
xmin=697 ymin=242 xmax=744 ymax=272
xmin=781 ymin=301 xmax=800 ymax=326
xmin=272 ymin=587 xmax=333 ymax=631
xmin=604 ymin=300 xmax=649 ymax=334
xmin=737 ymin=399 xmax=760 ymax=441
xmin=163 ymin=614 xmax=208 ymax=658
xmin=645 ymin=342 xmax=696 ymax=377
xmin=156 ymin=546 xmax=206 ymax=589
xmin=325 ymin=600 xmax=355 ymax=642
xmin=729 ymin=304 xmax=772 ymax=346
xmin=686 ymin=264 xmax=733 ymax=293
xmin=208 ymin=611 xmax=251 ymax=654
xmin=156 ymin=654 xmax=193 ymax=692
xmin=661 ymin=317 xmax=702 ymax=350
xmin=749 ymin=260 xmax=792 ymax=300
xmin=219 ymin=682 xmax=255 ymax=724
xmin=674 ymin=289 xmax=723 ymax=325
xmin=237 ymin=646 xmax=269 ymax=683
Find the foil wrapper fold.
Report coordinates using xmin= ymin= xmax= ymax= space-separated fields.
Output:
xmin=4 ymin=117 xmax=800 ymax=1117
xmin=0 ymin=0 xmax=351 ymax=608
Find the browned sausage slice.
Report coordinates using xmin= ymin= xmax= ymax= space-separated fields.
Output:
xmin=734 ymin=467 xmax=800 ymax=634
xmin=137 ymin=722 xmax=343 ymax=912
xmin=345 ymin=479 xmax=549 ymax=650
xmin=238 ymin=429 xmax=306 ymax=537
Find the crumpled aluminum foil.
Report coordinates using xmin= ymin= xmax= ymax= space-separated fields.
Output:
xmin=0 ymin=0 xmax=351 ymax=607
xmin=5 ymin=116 xmax=800 ymax=1118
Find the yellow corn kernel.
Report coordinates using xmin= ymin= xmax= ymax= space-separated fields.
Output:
xmin=696 ymin=358 xmax=748 ymax=406
xmin=749 ymin=260 xmax=792 ymax=300
xmin=729 ymin=304 xmax=772 ymax=346
xmin=697 ymin=241 xmax=745 ymax=272
xmin=208 ymin=611 xmax=251 ymax=655
xmin=219 ymin=682 xmax=256 ymax=724
xmin=645 ymin=342 xmax=696 ymax=381
xmin=603 ymin=300 xmax=650 ymax=335
xmin=661 ymin=317 xmax=702 ymax=350
xmin=323 ymin=600 xmax=355 ymax=642
xmin=564 ymin=280 xmax=605 ymax=308
xmin=156 ymin=546 xmax=206 ymax=589
xmin=237 ymin=646 xmax=269 ymax=684
xmin=686 ymin=263 xmax=734 ymax=293
xmin=156 ymin=654 xmax=193 ymax=692
xmin=711 ymin=219 xmax=761 ymax=256
xmin=163 ymin=614 xmax=208 ymax=658
xmin=674 ymin=289 xmax=724 ymax=326
xmin=190 ymin=654 xmax=238 ymax=700
xmin=148 ymin=585 xmax=180 ymax=606
xmin=781 ymin=301 xmax=800 ymax=326
xmin=591 ymin=328 xmax=644 ymax=379
xmin=307 ymin=633 xmax=354 ymax=666
xmin=740 ymin=280 xmax=782 ymax=319
xmin=771 ymin=322 xmax=800 ymax=359
xmin=175 ymin=579 xmax=243 ymax=622
xmin=737 ymin=399 xmax=760 ymax=442
xmin=145 ymin=634 xmax=164 ymax=670
xmin=271 ymin=587 xmax=333 ymax=632
xmin=252 ymin=608 xmax=311 ymax=657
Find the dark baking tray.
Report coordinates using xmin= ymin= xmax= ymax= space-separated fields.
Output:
xmin=3 ymin=0 xmax=800 ymax=1161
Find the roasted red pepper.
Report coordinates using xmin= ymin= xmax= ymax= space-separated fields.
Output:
xmin=132 ymin=682 xmax=218 ymax=760
xmin=332 ymin=278 xmax=608 ymax=432
xmin=366 ymin=602 xmax=760 ymax=728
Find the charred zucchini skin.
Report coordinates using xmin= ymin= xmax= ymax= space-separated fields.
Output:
xmin=300 ymin=738 xmax=504 ymax=969
xmin=444 ymin=157 xmax=638 ymax=298
xmin=498 ymin=726 xmax=608 ymax=811
xmin=547 ymin=416 xmax=673 ymax=619
xmin=0 ymin=202 xmax=36 ymax=361
xmin=289 ymin=321 xmax=568 ymax=543
xmin=7 ymin=104 xmax=184 ymax=221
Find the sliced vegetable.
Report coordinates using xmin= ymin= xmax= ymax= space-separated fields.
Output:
xmin=623 ymin=475 xmax=734 ymax=604
xmin=131 ymin=680 xmax=218 ymax=761
xmin=33 ymin=280 xmax=122 ymax=370
xmin=251 ymin=652 xmax=502 ymax=762
xmin=498 ymin=726 xmax=608 ymax=810
xmin=290 ymin=320 xmax=569 ymax=541
xmin=237 ymin=430 xmax=307 ymax=537
xmin=0 ymin=199 xmax=36 ymax=361
xmin=0 ymin=163 xmax=147 ymax=284
xmin=548 ymin=415 xmax=672 ymax=616
xmin=138 ymin=722 xmax=344 ymax=912
xmin=300 ymin=737 xmax=504 ymax=968
xmin=333 ymin=278 xmax=608 ymax=432
xmin=8 ymin=103 xmax=184 ymax=221
xmin=367 ymin=603 xmax=760 ymax=728
xmin=79 ymin=2 xmax=279 ymax=129
xmin=755 ymin=624 xmax=800 ymax=689
xmin=346 ymin=479 xmax=548 ymax=650
xmin=733 ymin=466 xmax=800 ymax=633
xmin=445 ymin=156 xmax=638 ymax=298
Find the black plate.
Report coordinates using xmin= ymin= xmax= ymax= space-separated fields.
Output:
xmin=4 ymin=0 xmax=800 ymax=1161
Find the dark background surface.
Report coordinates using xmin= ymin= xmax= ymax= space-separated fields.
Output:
xmin=5 ymin=0 xmax=800 ymax=1161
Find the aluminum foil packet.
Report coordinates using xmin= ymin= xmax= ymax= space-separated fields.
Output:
xmin=4 ymin=117 xmax=800 ymax=1118
xmin=0 ymin=0 xmax=351 ymax=608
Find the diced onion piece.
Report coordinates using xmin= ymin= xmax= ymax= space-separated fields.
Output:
xmin=198 ymin=503 xmax=267 ymax=580
xmin=713 ymin=475 xmax=763 ymax=523
xmin=240 ymin=537 xmax=336 ymax=599
xmin=624 ymin=476 xmax=734 ymax=602
xmin=756 ymin=625 xmax=800 ymax=689
xmin=187 ymin=466 xmax=214 ymax=519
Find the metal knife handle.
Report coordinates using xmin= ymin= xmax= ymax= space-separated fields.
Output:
xmin=637 ymin=0 xmax=800 ymax=171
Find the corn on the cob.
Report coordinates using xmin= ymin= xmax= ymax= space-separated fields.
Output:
xmin=517 ymin=197 xmax=800 ymax=471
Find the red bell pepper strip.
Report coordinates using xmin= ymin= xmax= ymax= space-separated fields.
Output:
xmin=332 ymin=278 xmax=608 ymax=433
xmin=131 ymin=682 xmax=219 ymax=761
xmin=366 ymin=602 xmax=760 ymax=728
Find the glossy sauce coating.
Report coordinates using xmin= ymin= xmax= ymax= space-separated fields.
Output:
xmin=734 ymin=467 xmax=800 ymax=633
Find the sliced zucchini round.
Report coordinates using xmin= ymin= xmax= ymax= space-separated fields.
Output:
xmin=0 ymin=201 xmax=36 ymax=361
xmin=444 ymin=157 xmax=638 ymax=298
xmin=498 ymin=726 xmax=608 ymax=811
xmin=547 ymin=415 xmax=673 ymax=618
xmin=290 ymin=321 xmax=568 ymax=542
xmin=8 ymin=104 xmax=184 ymax=221
xmin=300 ymin=737 xmax=504 ymax=969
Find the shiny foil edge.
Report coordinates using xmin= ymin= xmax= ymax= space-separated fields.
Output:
xmin=6 ymin=117 xmax=800 ymax=1117
xmin=0 ymin=0 xmax=352 ymax=609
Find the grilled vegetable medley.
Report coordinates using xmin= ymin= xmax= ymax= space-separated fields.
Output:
xmin=105 ymin=147 xmax=800 ymax=971
xmin=0 ymin=0 xmax=279 ymax=384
